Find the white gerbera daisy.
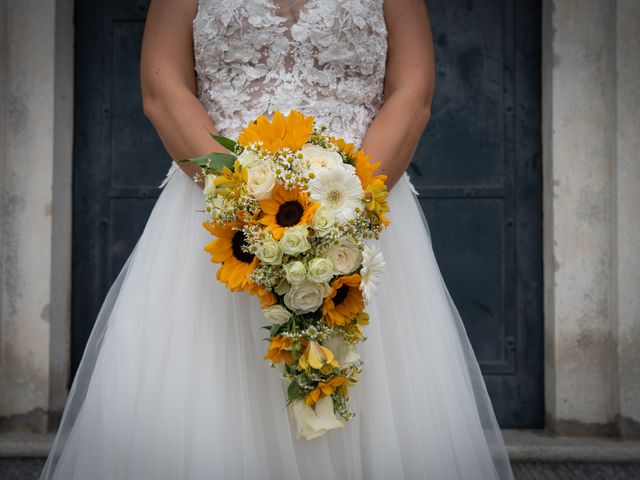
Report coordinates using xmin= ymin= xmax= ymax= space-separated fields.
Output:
xmin=359 ymin=243 xmax=386 ymax=304
xmin=308 ymin=166 xmax=364 ymax=223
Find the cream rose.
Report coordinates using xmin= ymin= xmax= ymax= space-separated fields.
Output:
xmin=325 ymin=237 xmax=362 ymax=275
xmin=203 ymin=173 xmax=217 ymax=196
xmin=290 ymin=396 xmax=345 ymax=440
xmin=311 ymin=207 xmax=336 ymax=237
xmin=283 ymin=281 xmax=331 ymax=314
xmin=300 ymin=143 xmax=344 ymax=173
xmin=274 ymin=277 xmax=291 ymax=295
xmin=306 ymin=258 xmax=334 ymax=283
xmin=283 ymin=261 xmax=307 ymax=285
xmin=262 ymin=304 xmax=292 ymax=325
xmin=255 ymin=238 xmax=282 ymax=265
xmin=279 ymin=225 xmax=311 ymax=255
xmin=246 ymin=159 xmax=276 ymax=200
xmin=237 ymin=149 xmax=259 ymax=168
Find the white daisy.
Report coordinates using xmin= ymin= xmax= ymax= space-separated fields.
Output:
xmin=359 ymin=243 xmax=386 ymax=304
xmin=308 ymin=165 xmax=364 ymax=223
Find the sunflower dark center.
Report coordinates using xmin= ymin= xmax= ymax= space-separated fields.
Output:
xmin=231 ymin=230 xmax=255 ymax=264
xmin=276 ymin=200 xmax=304 ymax=227
xmin=332 ymin=284 xmax=350 ymax=306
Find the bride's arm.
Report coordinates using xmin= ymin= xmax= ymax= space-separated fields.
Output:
xmin=140 ymin=0 xmax=225 ymax=187
xmin=361 ymin=0 xmax=435 ymax=190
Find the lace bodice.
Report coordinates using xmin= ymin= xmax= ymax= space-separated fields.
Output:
xmin=192 ymin=0 xmax=388 ymax=148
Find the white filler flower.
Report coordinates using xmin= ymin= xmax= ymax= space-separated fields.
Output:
xmin=308 ymin=166 xmax=364 ymax=224
xmin=359 ymin=243 xmax=386 ymax=304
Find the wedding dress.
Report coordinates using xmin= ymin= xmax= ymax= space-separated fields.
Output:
xmin=39 ymin=0 xmax=514 ymax=478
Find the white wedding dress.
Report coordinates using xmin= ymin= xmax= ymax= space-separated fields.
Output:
xmin=39 ymin=0 xmax=514 ymax=478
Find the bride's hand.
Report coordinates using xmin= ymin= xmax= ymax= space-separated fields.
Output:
xmin=140 ymin=0 xmax=229 ymax=189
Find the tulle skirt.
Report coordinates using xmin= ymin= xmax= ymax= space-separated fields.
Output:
xmin=39 ymin=168 xmax=513 ymax=480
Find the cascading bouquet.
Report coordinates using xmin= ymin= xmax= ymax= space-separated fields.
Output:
xmin=186 ymin=110 xmax=390 ymax=440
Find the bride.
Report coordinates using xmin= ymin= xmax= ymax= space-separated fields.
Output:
xmin=39 ymin=0 xmax=514 ymax=478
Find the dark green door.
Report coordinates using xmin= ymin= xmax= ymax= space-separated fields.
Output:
xmin=414 ymin=0 xmax=543 ymax=427
xmin=72 ymin=0 xmax=543 ymax=428
xmin=72 ymin=0 xmax=171 ymax=375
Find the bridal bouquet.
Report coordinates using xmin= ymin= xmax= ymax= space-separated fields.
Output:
xmin=187 ymin=110 xmax=390 ymax=440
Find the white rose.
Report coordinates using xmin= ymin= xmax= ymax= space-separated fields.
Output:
xmin=311 ymin=207 xmax=336 ymax=237
xmin=274 ymin=277 xmax=291 ymax=295
xmin=290 ymin=396 xmax=345 ymax=440
xmin=262 ymin=304 xmax=292 ymax=325
xmin=300 ymin=143 xmax=344 ymax=173
xmin=325 ymin=237 xmax=362 ymax=275
xmin=246 ymin=159 xmax=276 ymax=200
xmin=283 ymin=261 xmax=307 ymax=285
xmin=323 ymin=334 xmax=360 ymax=368
xmin=203 ymin=173 xmax=217 ymax=196
xmin=255 ymin=238 xmax=283 ymax=265
xmin=283 ymin=281 xmax=332 ymax=314
xmin=306 ymin=258 xmax=334 ymax=283
xmin=237 ymin=149 xmax=259 ymax=168
xmin=279 ymin=225 xmax=311 ymax=255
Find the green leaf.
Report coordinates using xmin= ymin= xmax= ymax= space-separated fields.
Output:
xmin=270 ymin=323 xmax=282 ymax=337
xmin=208 ymin=132 xmax=238 ymax=152
xmin=287 ymin=381 xmax=305 ymax=401
xmin=182 ymin=152 xmax=236 ymax=172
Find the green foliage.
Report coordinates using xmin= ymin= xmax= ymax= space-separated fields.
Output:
xmin=208 ymin=132 xmax=238 ymax=152
xmin=287 ymin=380 xmax=306 ymax=401
xmin=180 ymin=152 xmax=236 ymax=172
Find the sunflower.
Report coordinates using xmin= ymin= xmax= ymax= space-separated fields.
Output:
xmin=203 ymin=221 xmax=258 ymax=292
xmin=246 ymin=282 xmax=277 ymax=307
xmin=259 ymin=183 xmax=319 ymax=240
xmin=305 ymin=376 xmax=348 ymax=406
xmin=238 ymin=110 xmax=314 ymax=153
xmin=334 ymin=137 xmax=388 ymax=189
xmin=323 ymin=274 xmax=365 ymax=327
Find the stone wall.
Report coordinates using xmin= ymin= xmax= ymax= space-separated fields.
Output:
xmin=543 ymin=0 xmax=640 ymax=438
xmin=614 ymin=0 xmax=640 ymax=439
xmin=0 ymin=0 xmax=73 ymax=432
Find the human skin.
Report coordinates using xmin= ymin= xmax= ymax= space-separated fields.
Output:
xmin=140 ymin=0 xmax=435 ymax=190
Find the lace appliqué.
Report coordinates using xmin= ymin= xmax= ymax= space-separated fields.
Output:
xmin=192 ymin=0 xmax=387 ymax=148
